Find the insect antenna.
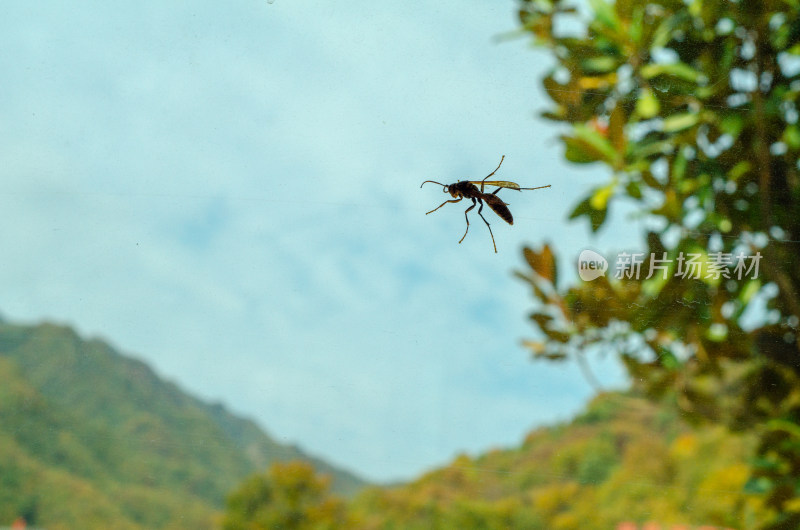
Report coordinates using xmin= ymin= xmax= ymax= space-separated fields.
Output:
xmin=420 ymin=180 xmax=448 ymax=191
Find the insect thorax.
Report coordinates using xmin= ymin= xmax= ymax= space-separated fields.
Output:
xmin=449 ymin=181 xmax=480 ymax=198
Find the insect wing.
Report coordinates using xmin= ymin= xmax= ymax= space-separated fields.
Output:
xmin=469 ymin=180 xmax=523 ymax=191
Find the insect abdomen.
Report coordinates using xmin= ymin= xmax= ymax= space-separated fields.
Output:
xmin=484 ymin=194 xmax=513 ymax=224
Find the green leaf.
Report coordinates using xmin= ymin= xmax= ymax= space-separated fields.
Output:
xmin=743 ymin=476 xmax=773 ymax=495
xmin=783 ymin=124 xmax=800 ymax=149
xmin=641 ymin=62 xmax=703 ymax=83
xmin=580 ymin=56 xmax=620 ymax=74
xmin=543 ymin=73 xmax=578 ymax=106
xmin=719 ymin=113 xmax=745 ymax=138
xmin=629 ymin=6 xmax=644 ymax=44
xmin=569 ymin=195 xmax=609 ymax=232
xmin=633 ymin=140 xmax=675 ymax=160
xmin=739 ymin=279 xmax=761 ymax=306
xmin=672 ymin=149 xmax=688 ymax=180
xmin=569 ymin=196 xmax=593 ymax=220
xmin=561 ymin=124 xmax=618 ymax=162
xmin=588 ymin=0 xmax=620 ymax=32
xmin=530 ymin=312 xmax=555 ymax=330
xmin=573 ymin=125 xmax=618 ymax=161
xmin=766 ymin=419 xmax=800 ymax=439
xmin=651 ymin=17 xmax=675 ymax=49
xmin=728 ymin=161 xmax=751 ymax=181
xmin=706 ymin=323 xmax=728 ymax=342
xmin=656 ymin=347 xmax=680 ymax=370
xmin=608 ymin=103 xmax=626 ymax=152
xmin=625 ymin=180 xmax=643 ymax=199
xmin=543 ymin=328 xmax=571 ymax=343
xmin=640 ymin=169 xmax=664 ymax=188
xmin=564 ymin=136 xmax=603 ymax=163
xmin=662 ymin=112 xmax=700 ymax=132
xmin=589 ymin=204 xmax=609 ymax=232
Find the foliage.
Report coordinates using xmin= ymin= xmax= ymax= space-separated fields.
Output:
xmin=0 ymin=321 xmax=365 ymax=529
xmin=514 ymin=0 xmax=800 ymax=526
xmin=222 ymin=461 xmax=352 ymax=530
xmin=347 ymin=392 xmax=770 ymax=529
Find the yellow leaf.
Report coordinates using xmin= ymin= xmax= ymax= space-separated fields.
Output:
xmin=590 ymin=184 xmax=614 ymax=210
xmin=636 ymin=88 xmax=660 ymax=119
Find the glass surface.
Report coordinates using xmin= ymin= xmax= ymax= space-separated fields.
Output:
xmin=1 ymin=1 xmax=796 ymax=529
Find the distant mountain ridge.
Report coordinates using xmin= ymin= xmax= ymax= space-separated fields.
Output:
xmin=0 ymin=320 xmax=365 ymax=529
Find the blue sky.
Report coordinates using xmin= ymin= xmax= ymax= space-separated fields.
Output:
xmin=0 ymin=1 xmax=647 ymax=482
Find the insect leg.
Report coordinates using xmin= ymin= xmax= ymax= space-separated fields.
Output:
xmin=479 ymin=155 xmax=505 ymax=193
xmin=458 ymin=199 xmax=477 ymax=244
xmin=426 ymin=198 xmax=462 ymax=215
xmin=476 ymin=200 xmax=498 ymax=253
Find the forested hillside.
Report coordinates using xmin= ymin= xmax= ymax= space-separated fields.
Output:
xmin=1 ymin=319 xmax=770 ymax=529
xmin=0 ymin=320 xmax=365 ymax=529
xmin=344 ymin=392 xmax=766 ymax=529
xmin=217 ymin=391 xmax=765 ymax=529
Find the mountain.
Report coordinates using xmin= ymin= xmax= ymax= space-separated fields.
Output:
xmin=0 ymin=320 xmax=365 ymax=529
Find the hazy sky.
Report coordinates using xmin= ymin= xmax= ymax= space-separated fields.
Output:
xmin=1 ymin=1 xmax=645 ymax=481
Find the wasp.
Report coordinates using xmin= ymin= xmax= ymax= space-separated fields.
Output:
xmin=420 ymin=156 xmax=550 ymax=253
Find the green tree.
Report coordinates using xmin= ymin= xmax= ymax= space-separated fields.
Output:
xmin=222 ymin=461 xmax=351 ymax=530
xmin=515 ymin=0 xmax=800 ymax=527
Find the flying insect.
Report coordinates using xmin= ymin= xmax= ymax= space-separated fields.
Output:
xmin=420 ymin=156 xmax=550 ymax=253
